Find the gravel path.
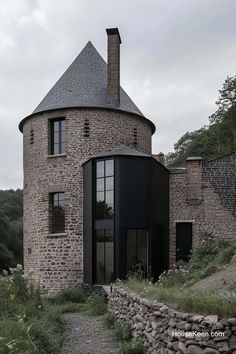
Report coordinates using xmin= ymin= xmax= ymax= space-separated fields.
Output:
xmin=60 ymin=313 xmax=117 ymax=354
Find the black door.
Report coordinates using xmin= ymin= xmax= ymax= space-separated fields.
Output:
xmin=176 ymin=223 xmax=192 ymax=262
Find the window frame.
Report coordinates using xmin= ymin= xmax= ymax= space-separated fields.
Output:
xmin=49 ymin=192 xmax=65 ymax=234
xmin=49 ymin=118 xmax=66 ymax=155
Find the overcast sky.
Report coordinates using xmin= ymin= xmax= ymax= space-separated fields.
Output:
xmin=1 ymin=0 xmax=236 ymax=189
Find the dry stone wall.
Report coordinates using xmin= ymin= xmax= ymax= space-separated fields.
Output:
xmin=108 ymin=285 xmax=236 ymax=354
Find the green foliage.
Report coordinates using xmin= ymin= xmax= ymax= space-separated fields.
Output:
xmin=113 ymin=322 xmax=132 ymax=342
xmin=167 ymin=75 xmax=236 ymax=167
xmin=119 ymin=340 xmax=144 ymax=354
xmin=103 ymin=312 xmax=115 ymax=329
xmin=0 ymin=189 xmax=23 ymax=270
xmin=54 ymin=287 xmax=85 ymax=304
xmin=0 ymin=268 xmax=65 ymax=354
xmin=126 ymin=237 xmax=236 ymax=316
xmin=85 ymin=295 xmax=107 ymax=315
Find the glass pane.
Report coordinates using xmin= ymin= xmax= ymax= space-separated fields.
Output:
xmin=96 ymin=161 xmax=104 ymax=178
xmin=105 ymin=177 xmax=113 ymax=191
xmin=96 ymin=192 xmax=105 ymax=219
xmin=61 ymin=130 xmax=65 ymax=143
xmin=52 ymin=206 xmax=65 ymax=233
xmin=60 ymin=142 xmax=65 ymax=154
xmin=60 ymin=119 xmax=65 ymax=131
xmin=106 ymin=190 xmax=113 ymax=205
xmin=54 ymin=132 xmax=59 ymax=144
xmin=137 ymin=230 xmax=148 ymax=270
xmin=96 ymin=242 xmax=104 ymax=284
xmin=53 ymin=121 xmax=60 ymax=132
xmin=96 ymin=229 xmax=104 ymax=241
xmin=105 ymin=241 xmax=114 ymax=284
xmin=54 ymin=143 xmax=60 ymax=155
xmin=126 ymin=230 xmax=137 ymax=272
xmin=105 ymin=204 xmax=113 ymax=219
xmin=97 ymin=178 xmax=104 ymax=192
xmin=58 ymin=193 xmax=64 ymax=207
xmin=53 ymin=193 xmax=58 ymax=206
xmin=96 ymin=191 xmax=104 ymax=202
xmin=105 ymin=159 xmax=114 ymax=177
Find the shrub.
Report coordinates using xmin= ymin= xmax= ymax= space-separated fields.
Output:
xmin=103 ymin=312 xmax=115 ymax=329
xmin=29 ymin=319 xmax=63 ymax=354
xmin=86 ymin=295 xmax=107 ymax=315
xmin=54 ymin=287 xmax=85 ymax=304
xmin=113 ymin=322 xmax=132 ymax=342
xmin=119 ymin=340 xmax=144 ymax=354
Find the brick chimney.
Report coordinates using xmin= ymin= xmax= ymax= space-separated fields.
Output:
xmin=186 ymin=157 xmax=203 ymax=203
xmin=106 ymin=28 xmax=121 ymax=105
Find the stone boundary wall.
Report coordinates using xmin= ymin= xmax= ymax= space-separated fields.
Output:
xmin=108 ymin=286 xmax=236 ymax=354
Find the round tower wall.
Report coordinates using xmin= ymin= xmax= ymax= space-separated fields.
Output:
xmin=23 ymin=108 xmax=152 ymax=292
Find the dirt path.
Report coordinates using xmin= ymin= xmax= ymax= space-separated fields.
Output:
xmin=60 ymin=313 xmax=117 ymax=354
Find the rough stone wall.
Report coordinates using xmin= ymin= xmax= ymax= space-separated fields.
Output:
xmin=23 ymin=108 xmax=152 ymax=293
xmin=169 ymin=153 xmax=236 ymax=266
xmin=109 ymin=286 xmax=236 ymax=354
xmin=203 ymin=152 xmax=236 ymax=215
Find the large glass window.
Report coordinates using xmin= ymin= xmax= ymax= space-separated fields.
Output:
xmin=50 ymin=119 xmax=65 ymax=155
xmin=50 ymin=192 xmax=65 ymax=233
xmin=95 ymin=159 xmax=114 ymax=219
xmin=96 ymin=229 xmax=114 ymax=284
xmin=126 ymin=229 xmax=148 ymax=274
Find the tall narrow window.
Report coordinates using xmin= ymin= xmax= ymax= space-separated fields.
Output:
xmin=96 ymin=229 xmax=114 ymax=284
xmin=95 ymin=159 xmax=114 ymax=220
xmin=126 ymin=229 xmax=148 ymax=274
xmin=50 ymin=119 xmax=65 ymax=155
xmin=50 ymin=192 xmax=65 ymax=233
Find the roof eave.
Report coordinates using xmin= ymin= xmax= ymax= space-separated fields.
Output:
xmin=19 ymin=106 xmax=156 ymax=134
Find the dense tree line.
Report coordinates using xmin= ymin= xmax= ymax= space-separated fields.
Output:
xmin=0 ymin=189 xmax=23 ymax=270
xmin=166 ymin=75 xmax=236 ymax=166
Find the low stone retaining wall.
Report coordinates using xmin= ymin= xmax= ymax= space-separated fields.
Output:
xmin=108 ymin=285 xmax=236 ymax=354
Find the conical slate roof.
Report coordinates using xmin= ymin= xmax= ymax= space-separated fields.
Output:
xmin=19 ymin=41 xmax=155 ymax=133
xmin=33 ymin=41 xmax=144 ymax=116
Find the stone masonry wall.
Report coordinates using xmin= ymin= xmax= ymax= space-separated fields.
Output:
xmin=169 ymin=153 xmax=236 ymax=266
xmin=23 ymin=108 xmax=152 ymax=293
xmin=108 ymin=285 xmax=236 ymax=354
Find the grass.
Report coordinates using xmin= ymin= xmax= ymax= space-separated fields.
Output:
xmin=0 ymin=267 xmax=109 ymax=354
xmin=125 ymin=236 xmax=236 ymax=317
xmin=126 ymin=279 xmax=236 ymax=317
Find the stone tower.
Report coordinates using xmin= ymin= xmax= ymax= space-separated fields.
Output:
xmin=19 ymin=28 xmax=155 ymax=292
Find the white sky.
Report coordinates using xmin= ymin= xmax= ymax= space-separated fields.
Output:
xmin=1 ymin=0 xmax=236 ymax=189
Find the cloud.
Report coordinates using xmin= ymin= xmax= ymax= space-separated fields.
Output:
xmin=0 ymin=0 xmax=236 ymax=188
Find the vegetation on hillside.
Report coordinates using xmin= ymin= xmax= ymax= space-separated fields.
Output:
xmin=166 ymin=75 xmax=236 ymax=166
xmin=0 ymin=189 xmax=23 ymax=270
xmin=125 ymin=235 xmax=236 ymax=317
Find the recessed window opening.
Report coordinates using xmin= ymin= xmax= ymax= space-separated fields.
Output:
xmin=50 ymin=118 xmax=65 ymax=155
xmin=49 ymin=192 xmax=65 ymax=233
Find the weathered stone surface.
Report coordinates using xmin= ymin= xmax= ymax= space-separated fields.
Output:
xmin=228 ymin=318 xmax=236 ymax=326
xmin=108 ymin=286 xmax=236 ymax=354
xmin=203 ymin=348 xmax=219 ymax=354
xmin=178 ymin=341 xmax=187 ymax=353
xmin=187 ymin=345 xmax=204 ymax=354
xmin=203 ymin=316 xmax=218 ymax=325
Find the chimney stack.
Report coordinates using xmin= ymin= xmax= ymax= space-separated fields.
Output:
xmin=106 ymin=28 xmax=121 ymax=105
xmin=186 ymin=157 xmax=203 ymax=203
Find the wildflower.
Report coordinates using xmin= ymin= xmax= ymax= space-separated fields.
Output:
xmin=9 ymin=294 xmax=16 ymax=301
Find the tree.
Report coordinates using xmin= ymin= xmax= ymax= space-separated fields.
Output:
xmin=167 ymin=75 xmax=236 ymax=167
